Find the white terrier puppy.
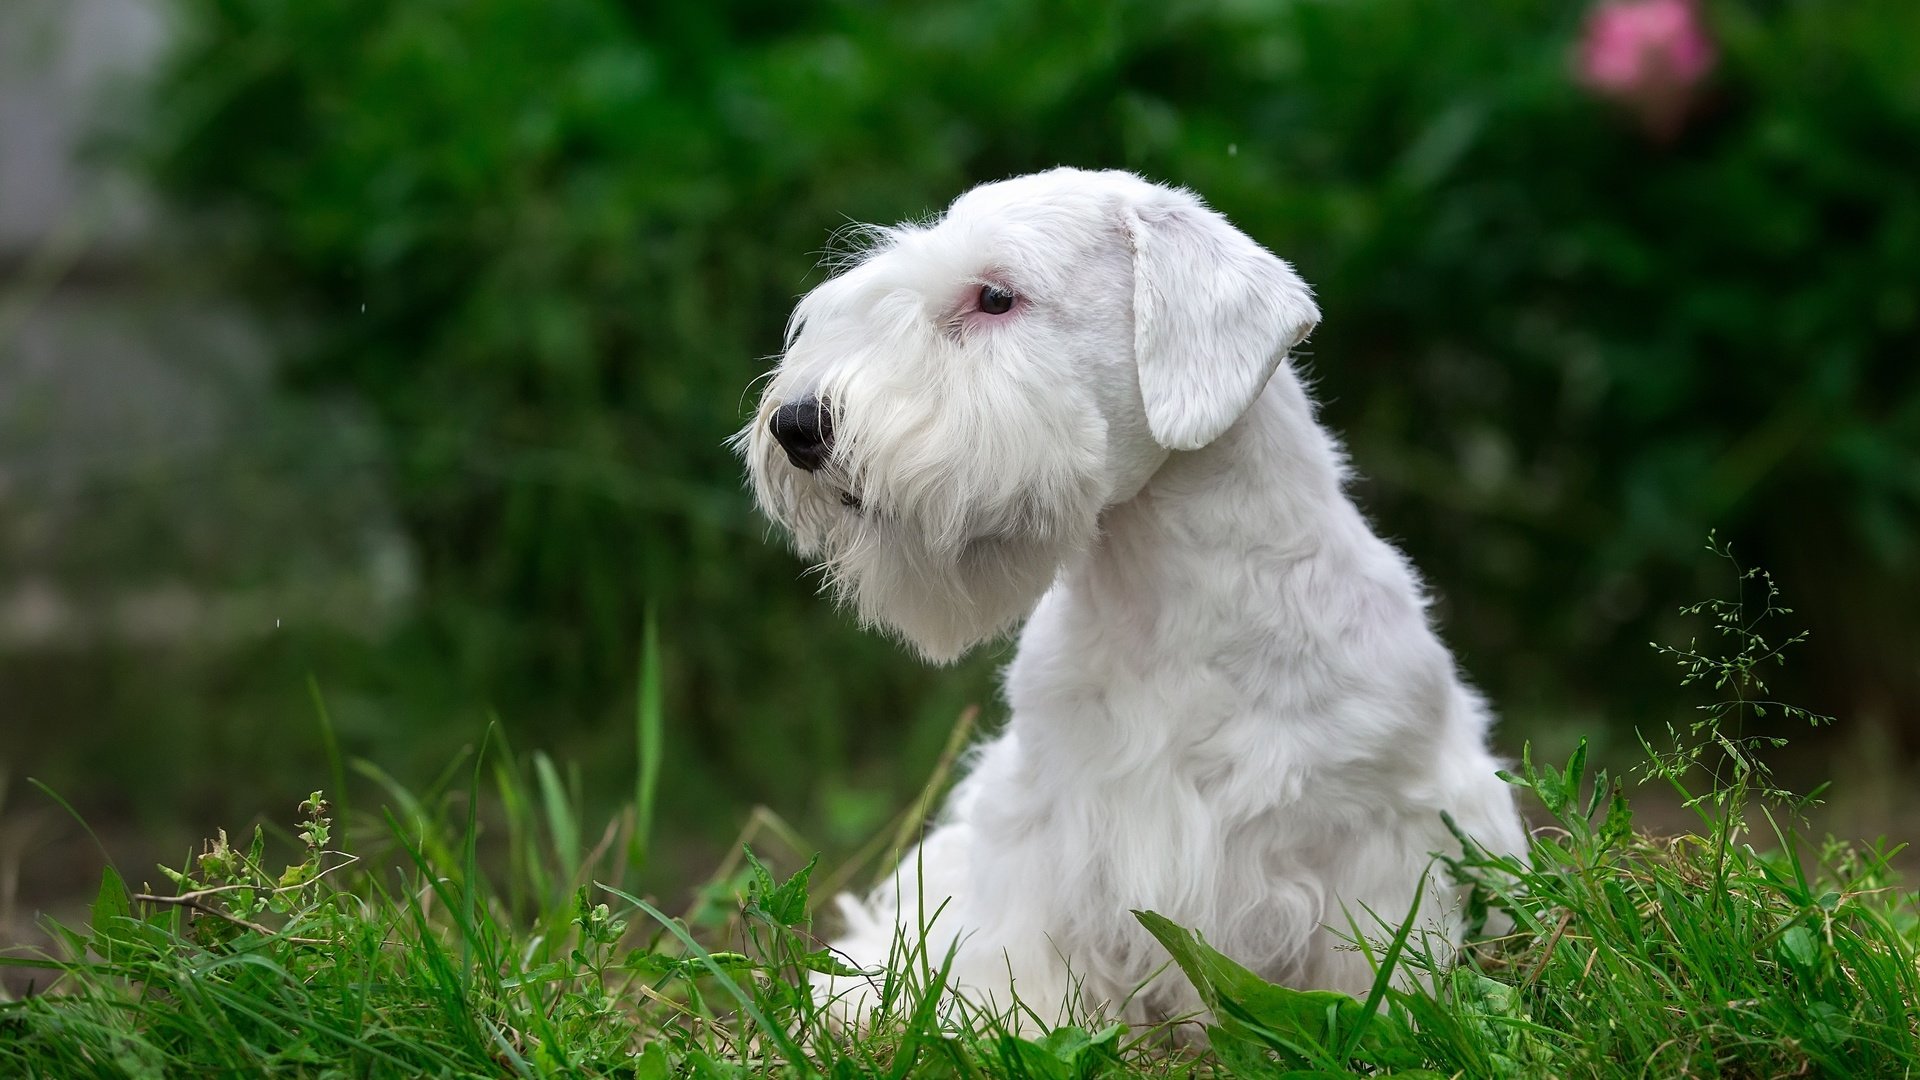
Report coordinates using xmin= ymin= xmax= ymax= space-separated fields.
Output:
xmin=739 ymin=168 xmax=1526 ymax=1028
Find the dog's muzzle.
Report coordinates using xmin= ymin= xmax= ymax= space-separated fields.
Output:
xmin=769 ymin=395 xmax=834 ymax=472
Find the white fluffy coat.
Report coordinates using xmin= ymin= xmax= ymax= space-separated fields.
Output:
xmin=739 ymin=168 xmax=1526 ymax=1028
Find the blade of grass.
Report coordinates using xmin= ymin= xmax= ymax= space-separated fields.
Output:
xmin=632 ymin=611 xmax=664 ymax=875
xmin=307 ymin=675 xmax=350 ymax=851
xmin=1337 ymin=876 xmax=1424 ymax=1059
xmin=460 ymin=723 xmax=493 ymax=986
xmin=26 ymin=779 xmax=114 ymax=870
xmin=534 ymin=751 xmax=582 ymax=883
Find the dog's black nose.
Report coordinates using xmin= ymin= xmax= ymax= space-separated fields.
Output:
xmin=769 ymin=395 xmax=834 ymax=472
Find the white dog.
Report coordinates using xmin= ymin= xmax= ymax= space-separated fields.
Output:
xmin=739 ymin=168 xmax=1526 ymax=1028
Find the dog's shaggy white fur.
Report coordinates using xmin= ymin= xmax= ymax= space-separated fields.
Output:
xmin=740 ymin=168 xmax=1526 ymax=1027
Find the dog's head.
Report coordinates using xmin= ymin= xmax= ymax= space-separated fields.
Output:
xmin=739 ymin=168 xmax=1318 ymax=661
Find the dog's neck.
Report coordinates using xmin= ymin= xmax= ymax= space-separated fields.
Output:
xmin=1075 ymin=372 xmax=1364 ymax=611
xmin=1008 ymin=367 xmax=1445 ymax=764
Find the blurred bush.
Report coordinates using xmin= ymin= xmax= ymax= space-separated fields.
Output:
xmin=134 ymin=0 xmax=1919 ymax=839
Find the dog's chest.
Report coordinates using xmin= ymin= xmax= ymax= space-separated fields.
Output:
xmin=984 ymin=701 xmax=1360 ymax=899
xmin=1026 ymin=775 xmax=1337 ymax=991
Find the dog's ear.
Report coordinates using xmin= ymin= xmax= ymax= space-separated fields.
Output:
xmin=1124 ymin=193 xmax=1319 ymax=451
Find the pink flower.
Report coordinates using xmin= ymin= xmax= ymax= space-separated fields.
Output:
xmin=1576 ymin=0 xmax=1717 ymax=138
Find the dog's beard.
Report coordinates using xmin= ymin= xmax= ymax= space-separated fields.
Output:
xmin=744 ymin=433 xmax=1098 ymax=663
xmin=827 ymin=517 xmax=1068 ymax=662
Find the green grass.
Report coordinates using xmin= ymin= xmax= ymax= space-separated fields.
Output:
xmin=3 ymin=551 xmax=1917 ymax=1078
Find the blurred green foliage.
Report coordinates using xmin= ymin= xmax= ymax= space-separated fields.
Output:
xmin=128 ymin=0 xmax=1920 ymax=847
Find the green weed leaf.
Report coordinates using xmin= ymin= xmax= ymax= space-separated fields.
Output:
xmin=633 ymin=1042 xmax=673 ymax=1080
xmin=798 ymin=948 xmax=867 ymax=977
xmin=742 ymin=847 xmax=818 ymax=929
xmin=91 ymin=865 xmax=130 ymax=934
xmin=1135 ymin=909 xmax=1421 ymax=1069
xmin=1776 ymin=925 xmax=1819 ymax=969
xmin=89 ymin=866 xmax=135 ymax=958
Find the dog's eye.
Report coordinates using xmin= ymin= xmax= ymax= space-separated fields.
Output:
xmin=978 ymin=284 xmax=1016 ymax=315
